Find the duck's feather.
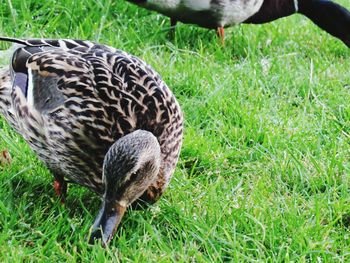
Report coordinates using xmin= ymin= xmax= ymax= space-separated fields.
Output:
xmin=0 ymin=38 xmax=183 ymax=198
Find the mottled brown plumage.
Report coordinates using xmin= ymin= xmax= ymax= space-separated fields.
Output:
xmin=0 ymin=37 xmax=183 ymax=245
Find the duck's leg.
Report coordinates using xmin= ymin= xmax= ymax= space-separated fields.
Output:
xmin=170 ymin=17 xmax=177 ymax=39
xmin=89 ymin=130 xmax=161 ymax=246
xmin=217 ymin=27 xmax=225 ymax=45
xmin=0 ymin=149 xmax=12 ymax=166
xmin=53 ymin=174 xmax=67 ymax=204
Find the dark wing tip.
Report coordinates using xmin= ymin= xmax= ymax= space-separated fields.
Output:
xmin=0 ymin=36 xmax=54 ymax=47
xmin=0 ymin=36 xmax=29 ymax=46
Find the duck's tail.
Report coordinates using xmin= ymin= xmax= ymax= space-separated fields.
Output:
xmin=0 ymin=36 xmax=54 ymax=48
xmin=0 ymin=36 xmax=97 ymax=51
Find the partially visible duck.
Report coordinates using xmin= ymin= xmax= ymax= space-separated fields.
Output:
xmin=0 ymin=37 xmax=183 ymax=245
xmin=127 ymin=0 xmax=350 ymax=47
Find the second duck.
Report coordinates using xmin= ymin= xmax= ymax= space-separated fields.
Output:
xmin=127 ymin=0 xmax=350 ymax=47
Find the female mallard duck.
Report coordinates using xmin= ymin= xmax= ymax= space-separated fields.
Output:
xmin=0 ymin=37 xmax=183 ymax=245
xmin=127 ymin=0 xmax=350 ymax=47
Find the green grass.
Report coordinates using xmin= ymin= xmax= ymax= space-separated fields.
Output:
xmin=1 ymin=0 xmax=350 ymax=261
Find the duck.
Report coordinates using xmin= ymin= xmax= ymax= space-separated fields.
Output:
xmin=126 ymin=0 xmax=350 ymax=47
xmin=0 ymin=36 xmax=183 ymax=245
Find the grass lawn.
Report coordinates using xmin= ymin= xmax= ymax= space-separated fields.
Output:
xmin=1 ymin=0 xmax=350 ymax=261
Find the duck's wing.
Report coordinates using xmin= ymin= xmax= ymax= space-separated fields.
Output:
xmin=0 ymin=39 xmax=96 ymax=145
xmin=0 ymin=36 xmax=95 ymax=50
xmin=3 ymin=37 xmax=170 ymax=137
xmin=4 ymin=38 xmax=134 ymax=111
xmin=10 ymin=46 xmax=91 ymax=113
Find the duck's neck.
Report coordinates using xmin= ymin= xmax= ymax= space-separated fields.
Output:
xmin=244 ymin=0 xmax=350 ymax=48
xmin=298 ymin=0 xmax=350 ymax=47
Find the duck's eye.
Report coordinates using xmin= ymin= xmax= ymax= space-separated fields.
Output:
xmin=130 ymin=172 xmax=138 ymax=180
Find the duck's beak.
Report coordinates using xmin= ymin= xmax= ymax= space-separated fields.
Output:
xmin=89 ymin=201 xmax=126 ymax=246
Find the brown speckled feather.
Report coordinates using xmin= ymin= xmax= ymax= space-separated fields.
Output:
xmin=0 ymin=38 xmax=183 ymax=201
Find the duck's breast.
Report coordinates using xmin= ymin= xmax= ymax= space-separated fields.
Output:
xmin=219 ymin=0 xmax=265 ymax=26
xmin=144 ymin=0 xmax=264 ymax=28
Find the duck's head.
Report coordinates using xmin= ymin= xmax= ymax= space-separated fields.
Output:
xmin=89 ymin=130 xmax=161 ymax=246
